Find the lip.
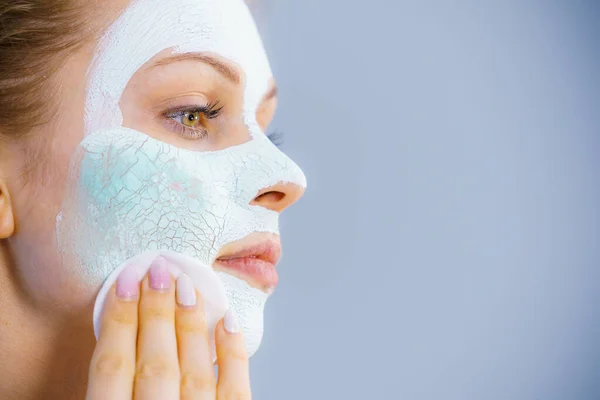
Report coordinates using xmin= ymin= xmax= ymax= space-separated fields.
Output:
xmin=213 ymin=234 xmax=281 ymax=291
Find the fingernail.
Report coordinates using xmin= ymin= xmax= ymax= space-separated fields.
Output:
xmin=116 ymin=264 xmax=139 ymax=300
xmin=224 ymin=308 xmax=240 ymax=334
xmin=149 ymin=256 xmax=171 ymax=291
xmin=176 ymin=273 xmax=196 ymax=307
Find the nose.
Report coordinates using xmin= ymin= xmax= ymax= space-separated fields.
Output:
xmin=250 ymin=182 xmax=305 ymax=213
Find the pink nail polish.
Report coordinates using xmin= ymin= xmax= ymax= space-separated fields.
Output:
xmin=224 ymin=308 xmax=241 ymax=334
xmin=116 ymin=264 xmax=139 ymax=300
xmin=149 ymin=256 xmax=171 ymax=291
xmin=176 ymin=273 xmax=196 ymax=307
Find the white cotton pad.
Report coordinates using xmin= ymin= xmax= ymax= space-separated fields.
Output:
xmin=93 ymin=250 xmax=229 ymax=360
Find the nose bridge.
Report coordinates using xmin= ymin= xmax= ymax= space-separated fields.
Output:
xmin=229 ymin=136 xmax=306 ymax=210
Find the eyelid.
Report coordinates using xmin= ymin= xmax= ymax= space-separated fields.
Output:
xmin=162 ymin=100 xmax=224 ymax=119
xmin=154 ymin=93 xmax=208 ymax=114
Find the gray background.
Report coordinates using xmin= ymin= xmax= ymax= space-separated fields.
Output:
xmin=250 ymin=1 xmax=600 ymax=399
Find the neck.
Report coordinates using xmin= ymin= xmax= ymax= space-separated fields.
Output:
xmin=0 ymin=248 xmax=95 ymax=400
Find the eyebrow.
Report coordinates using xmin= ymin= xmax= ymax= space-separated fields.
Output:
xmin=150 ymin=52 xmax=241 ymax=84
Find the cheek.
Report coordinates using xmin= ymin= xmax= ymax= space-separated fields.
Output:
xmin=57 ymin=127 xmax=235 ymax=285
xmin=11 ymin=114 xmax=82 ymax=235
xmin=6 ymin=128 xmax=93 ymax=311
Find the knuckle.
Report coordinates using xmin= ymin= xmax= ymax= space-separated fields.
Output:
xmin=136 ymin=357 xmax=179 ymax=380
xmin=108 ymin=309 xmax=137 ymax=327
xmin=142 ymin=305 xmax=174 ymax=322
xmin=180 ymin=371 xmax=216 ymax=392
xmin=222 ymin=347 xmax=249 ymax=363
xmin=91 ymin=352 xmax=134 ymax=378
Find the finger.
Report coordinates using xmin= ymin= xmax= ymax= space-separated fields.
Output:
xmin=134 ymin=257 xmax=180 ymax=400
xmin=175 ymin=273 xmax=216 ymax=400
xmin=216 ymin=309 xmax=252 ymax=400
xmin=86 ymin=264 xmax=139 ymax=400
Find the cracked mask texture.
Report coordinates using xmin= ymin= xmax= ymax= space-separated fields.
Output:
xmin=55 ymin=0 xmax=307 ymax=357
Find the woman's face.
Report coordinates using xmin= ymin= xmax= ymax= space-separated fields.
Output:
xmin=5 ymin=0 xmax=305 ymax=356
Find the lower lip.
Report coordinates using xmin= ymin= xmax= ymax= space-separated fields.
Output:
xmin=214 ymin=257 xmax=279 ymax=288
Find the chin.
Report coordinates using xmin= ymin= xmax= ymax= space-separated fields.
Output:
xmin=215 ymin=270 xmax=269 ymax=357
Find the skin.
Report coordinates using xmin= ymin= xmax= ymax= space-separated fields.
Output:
xmin=0 ymin=0 xmax=304 ymax=398
xmin=87 ymin=262 xmax=252 ymax=399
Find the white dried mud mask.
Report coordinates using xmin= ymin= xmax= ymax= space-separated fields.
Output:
xmin=55 ymin=0 xmax=307 ymax=357
xmin=57 ymin=126 xmax=305 ymax=356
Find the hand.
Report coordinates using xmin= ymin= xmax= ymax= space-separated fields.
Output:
xmin=85 ymin=257 xmax=251 ymax=399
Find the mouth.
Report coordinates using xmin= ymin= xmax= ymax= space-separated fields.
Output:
xmin=213 ymin=234 xmax=281 ymax=292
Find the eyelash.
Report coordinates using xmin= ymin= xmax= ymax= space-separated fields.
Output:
xmin=163 ymin=100 xmax=224 ymax=140
xmin=162 ymin=101 xmax=284 ymax=147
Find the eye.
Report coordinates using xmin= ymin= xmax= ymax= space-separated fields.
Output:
xmin=162 ymin=100 xmax=224 ymax=140
xmin=182 ymin=111 xmax=202 ymax=128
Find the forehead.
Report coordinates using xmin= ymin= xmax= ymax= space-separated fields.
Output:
xmin=85 ymin=0 xmax=272 ymax=132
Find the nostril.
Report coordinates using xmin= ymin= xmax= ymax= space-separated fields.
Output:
xmin=251 ymin=182 xmax=304 ymax=212
xmin=254 ymin=191 xmax=285 ymax=204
